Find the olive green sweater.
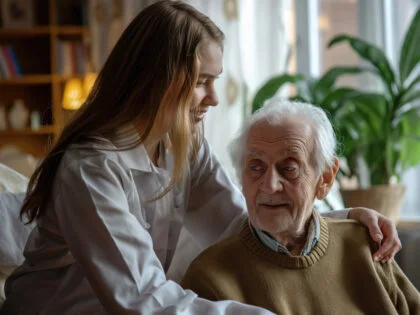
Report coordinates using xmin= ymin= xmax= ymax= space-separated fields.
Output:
xmin=181 ymin=218 xmax=420 ymax=315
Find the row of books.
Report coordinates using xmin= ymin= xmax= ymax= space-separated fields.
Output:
xmin=56 ymin=40 xmax=89 ymax=76
xmin=0 ymin=45 xmax=22 ymax=78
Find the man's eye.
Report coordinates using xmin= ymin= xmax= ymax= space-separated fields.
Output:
xmin=283 ymin=166 xmax=296 ymax=172
xmin=282 ymin=166 xmax=299 ymax=178
xmin=250 ymin=165 xmax=265 ymax=172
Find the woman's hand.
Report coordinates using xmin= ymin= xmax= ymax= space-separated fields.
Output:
xmin=348 ymin=207 xmax=402 ymax=263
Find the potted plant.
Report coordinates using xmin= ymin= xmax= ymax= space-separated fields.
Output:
xmin=252 ymin=8 xmax=420 ymax=220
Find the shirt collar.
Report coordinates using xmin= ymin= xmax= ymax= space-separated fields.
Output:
xmin=114 ymin=127 xmax=173 ymax=173
xmin=117 ymin=144 xmax=152 ymax=172
xmin=250 ymin=208 xmax=321 ymax=256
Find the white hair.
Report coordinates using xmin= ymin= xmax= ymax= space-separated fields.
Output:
xmin=230 ymin=97 xmax=337 ymax=180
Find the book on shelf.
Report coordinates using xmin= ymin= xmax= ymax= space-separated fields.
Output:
xmin=56 ymin=40 xmax=87 ymax=76
xmin=0 ymin=45 xmax=22 ymax=78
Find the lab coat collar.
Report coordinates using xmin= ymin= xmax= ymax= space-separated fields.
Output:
xmin=118 ymin=144 xmax=152 ymax=173
xmin=113 ymin=125 xmax=153 ymax=173
xmin=117 ymin=134 xmax=173 ymax=174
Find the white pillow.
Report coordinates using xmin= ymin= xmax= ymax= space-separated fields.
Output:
xmin=0 ymin=164 xmax=32 ymax=302
xmin=0 ymin=192 xmax=33 ymax=265
xmin=0 ymin=163 xmax=29 ymax=193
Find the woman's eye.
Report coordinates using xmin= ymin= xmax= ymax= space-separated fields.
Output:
xmin=196 ymin=80 xmax=207 ymax=86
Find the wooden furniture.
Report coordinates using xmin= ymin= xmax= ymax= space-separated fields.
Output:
xmin=0 ymin=0 xmax=88 ymax=157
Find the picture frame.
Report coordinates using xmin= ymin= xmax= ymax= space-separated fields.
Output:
xmin=1 ymin=0 xmax=34 ymax=28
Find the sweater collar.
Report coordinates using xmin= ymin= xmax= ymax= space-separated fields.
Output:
xmin=249 ymin=209 xmax=321 ymax=256
xmin=240 ymin=214 xmax=329 ymax=269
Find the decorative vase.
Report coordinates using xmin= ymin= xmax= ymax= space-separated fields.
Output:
xmin=340 ymin=184 xmax=406 ymax=222
xmin=8 ymin=99 xmax=29 ymax=130
xmin=30 ymin=110 xmax=41 ymax=130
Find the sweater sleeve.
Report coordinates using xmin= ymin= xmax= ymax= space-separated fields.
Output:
xmin=375 ymin=260 xmax=420 ymax=314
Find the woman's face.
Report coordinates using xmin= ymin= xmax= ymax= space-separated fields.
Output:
xmin=191 ymin=41 xmax=223 ymax=124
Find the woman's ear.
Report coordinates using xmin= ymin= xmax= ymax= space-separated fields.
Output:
xmin=316 ymin=157 xmax=339 ymax=200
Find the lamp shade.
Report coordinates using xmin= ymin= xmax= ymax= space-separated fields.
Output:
xmin=62 ymin=78 xmax=84 ymax=110
xmin=83 ymin=72 xmax=97 ymax=97
xmin=62 ymin=73 xmax=97 ymax=111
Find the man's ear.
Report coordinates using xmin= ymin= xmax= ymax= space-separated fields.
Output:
xmin=316 ymin=157 xmax=339 ymax=200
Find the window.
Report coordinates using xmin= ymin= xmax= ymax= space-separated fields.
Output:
xmin=318 ymin=0 xmax=360 ymax=87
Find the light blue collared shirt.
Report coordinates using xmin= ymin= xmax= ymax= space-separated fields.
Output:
xmin=250 ymin=209 xmax=320 ymax=256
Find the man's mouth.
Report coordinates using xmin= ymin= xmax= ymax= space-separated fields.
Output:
xmin=259 ymin=203 xmax=289 ymax=209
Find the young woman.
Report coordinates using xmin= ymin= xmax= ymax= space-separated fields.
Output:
xmin=0 ymin=1 xmax=401 ymax=314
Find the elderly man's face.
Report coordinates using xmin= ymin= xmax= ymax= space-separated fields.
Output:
xmin=242 ymin=117 xmax=323 ymax=237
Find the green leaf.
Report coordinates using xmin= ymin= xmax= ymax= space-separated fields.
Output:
xmin=348 ymin=93 xmax=387 ymax=121
xmin=328 ymin=35 xmax=396 ymax=88
xmin=252 ymin=74 xmax=305 ymax=113
xmin=399 ymin=8 xmax=420 ymax=83
xmin=316 ymin=66 xmax=372 ymax=94
xmin=394 ymin=103 xmax=420 ymax=124
xmin=400 ymin=111 xmax=420 ymax=170
xmin=405 ymin=73 xmax=420 ymax=92
xmin=401 ymin=89 xmax=420 ymax=105
xmin=321 ymin=87 xmax=357 ymax=116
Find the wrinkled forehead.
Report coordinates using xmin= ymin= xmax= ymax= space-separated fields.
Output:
xmin=246 ymin=118 xmax=315 ymax=158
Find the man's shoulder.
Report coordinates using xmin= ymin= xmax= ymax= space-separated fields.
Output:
xmin=326 ymin=219 xmax=378 ymax=252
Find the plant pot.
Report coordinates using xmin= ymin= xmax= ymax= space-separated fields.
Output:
xmin=340 ymin=184 xmax=406 ymax=222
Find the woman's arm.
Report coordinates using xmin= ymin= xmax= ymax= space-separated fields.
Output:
xmin=53 ymin=153 xmax=274 ymax=314
xmin=348 ymin=207 xmax=401 ymax=263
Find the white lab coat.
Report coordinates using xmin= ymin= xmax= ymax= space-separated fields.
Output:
xmin=2 ymin=138 xmax=276 ymax=314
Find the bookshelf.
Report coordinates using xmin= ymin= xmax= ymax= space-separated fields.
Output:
xmin=0 ymin=0 xmax=89 ymax=157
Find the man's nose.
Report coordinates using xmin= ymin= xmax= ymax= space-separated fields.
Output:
xmin=260 ymin=167 xmax=284 ymax=194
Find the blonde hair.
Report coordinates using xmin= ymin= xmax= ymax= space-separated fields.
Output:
xmin=21 ymin=1 xmax=224 ymax=222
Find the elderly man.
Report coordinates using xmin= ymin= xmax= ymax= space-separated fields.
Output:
xmin=181 ymin=98 xmax=420 ymax=314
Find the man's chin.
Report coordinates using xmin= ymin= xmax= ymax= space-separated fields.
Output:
xmin=255 ymin=217 xmax=286 ymax=231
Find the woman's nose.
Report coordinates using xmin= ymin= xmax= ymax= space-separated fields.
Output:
xmin=204 ymin=86 xmax=219 ymax=107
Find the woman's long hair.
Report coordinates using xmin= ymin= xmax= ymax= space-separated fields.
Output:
xmin=21 ymin=0 xmax=224 ymax=223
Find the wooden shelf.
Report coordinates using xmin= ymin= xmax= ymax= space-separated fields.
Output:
xmin=0 ymin=126 xmax=55 ymax=136
xmin=0 ymin=27 xmax=51 ymax=37
xmin=55 ymin=26 xmax=88 ymax=35
xmin=53 ymin=74 xmax=84 ymax=82
xmin=0 ymin=125 xmax=55 ymax=136
xmin=0 ymin=75 xmax=53 ymax=85
xmin=0 ymin=26 xmax=88 ymax=37
xmin=0 ymin=0 xmax=87 ymax=157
